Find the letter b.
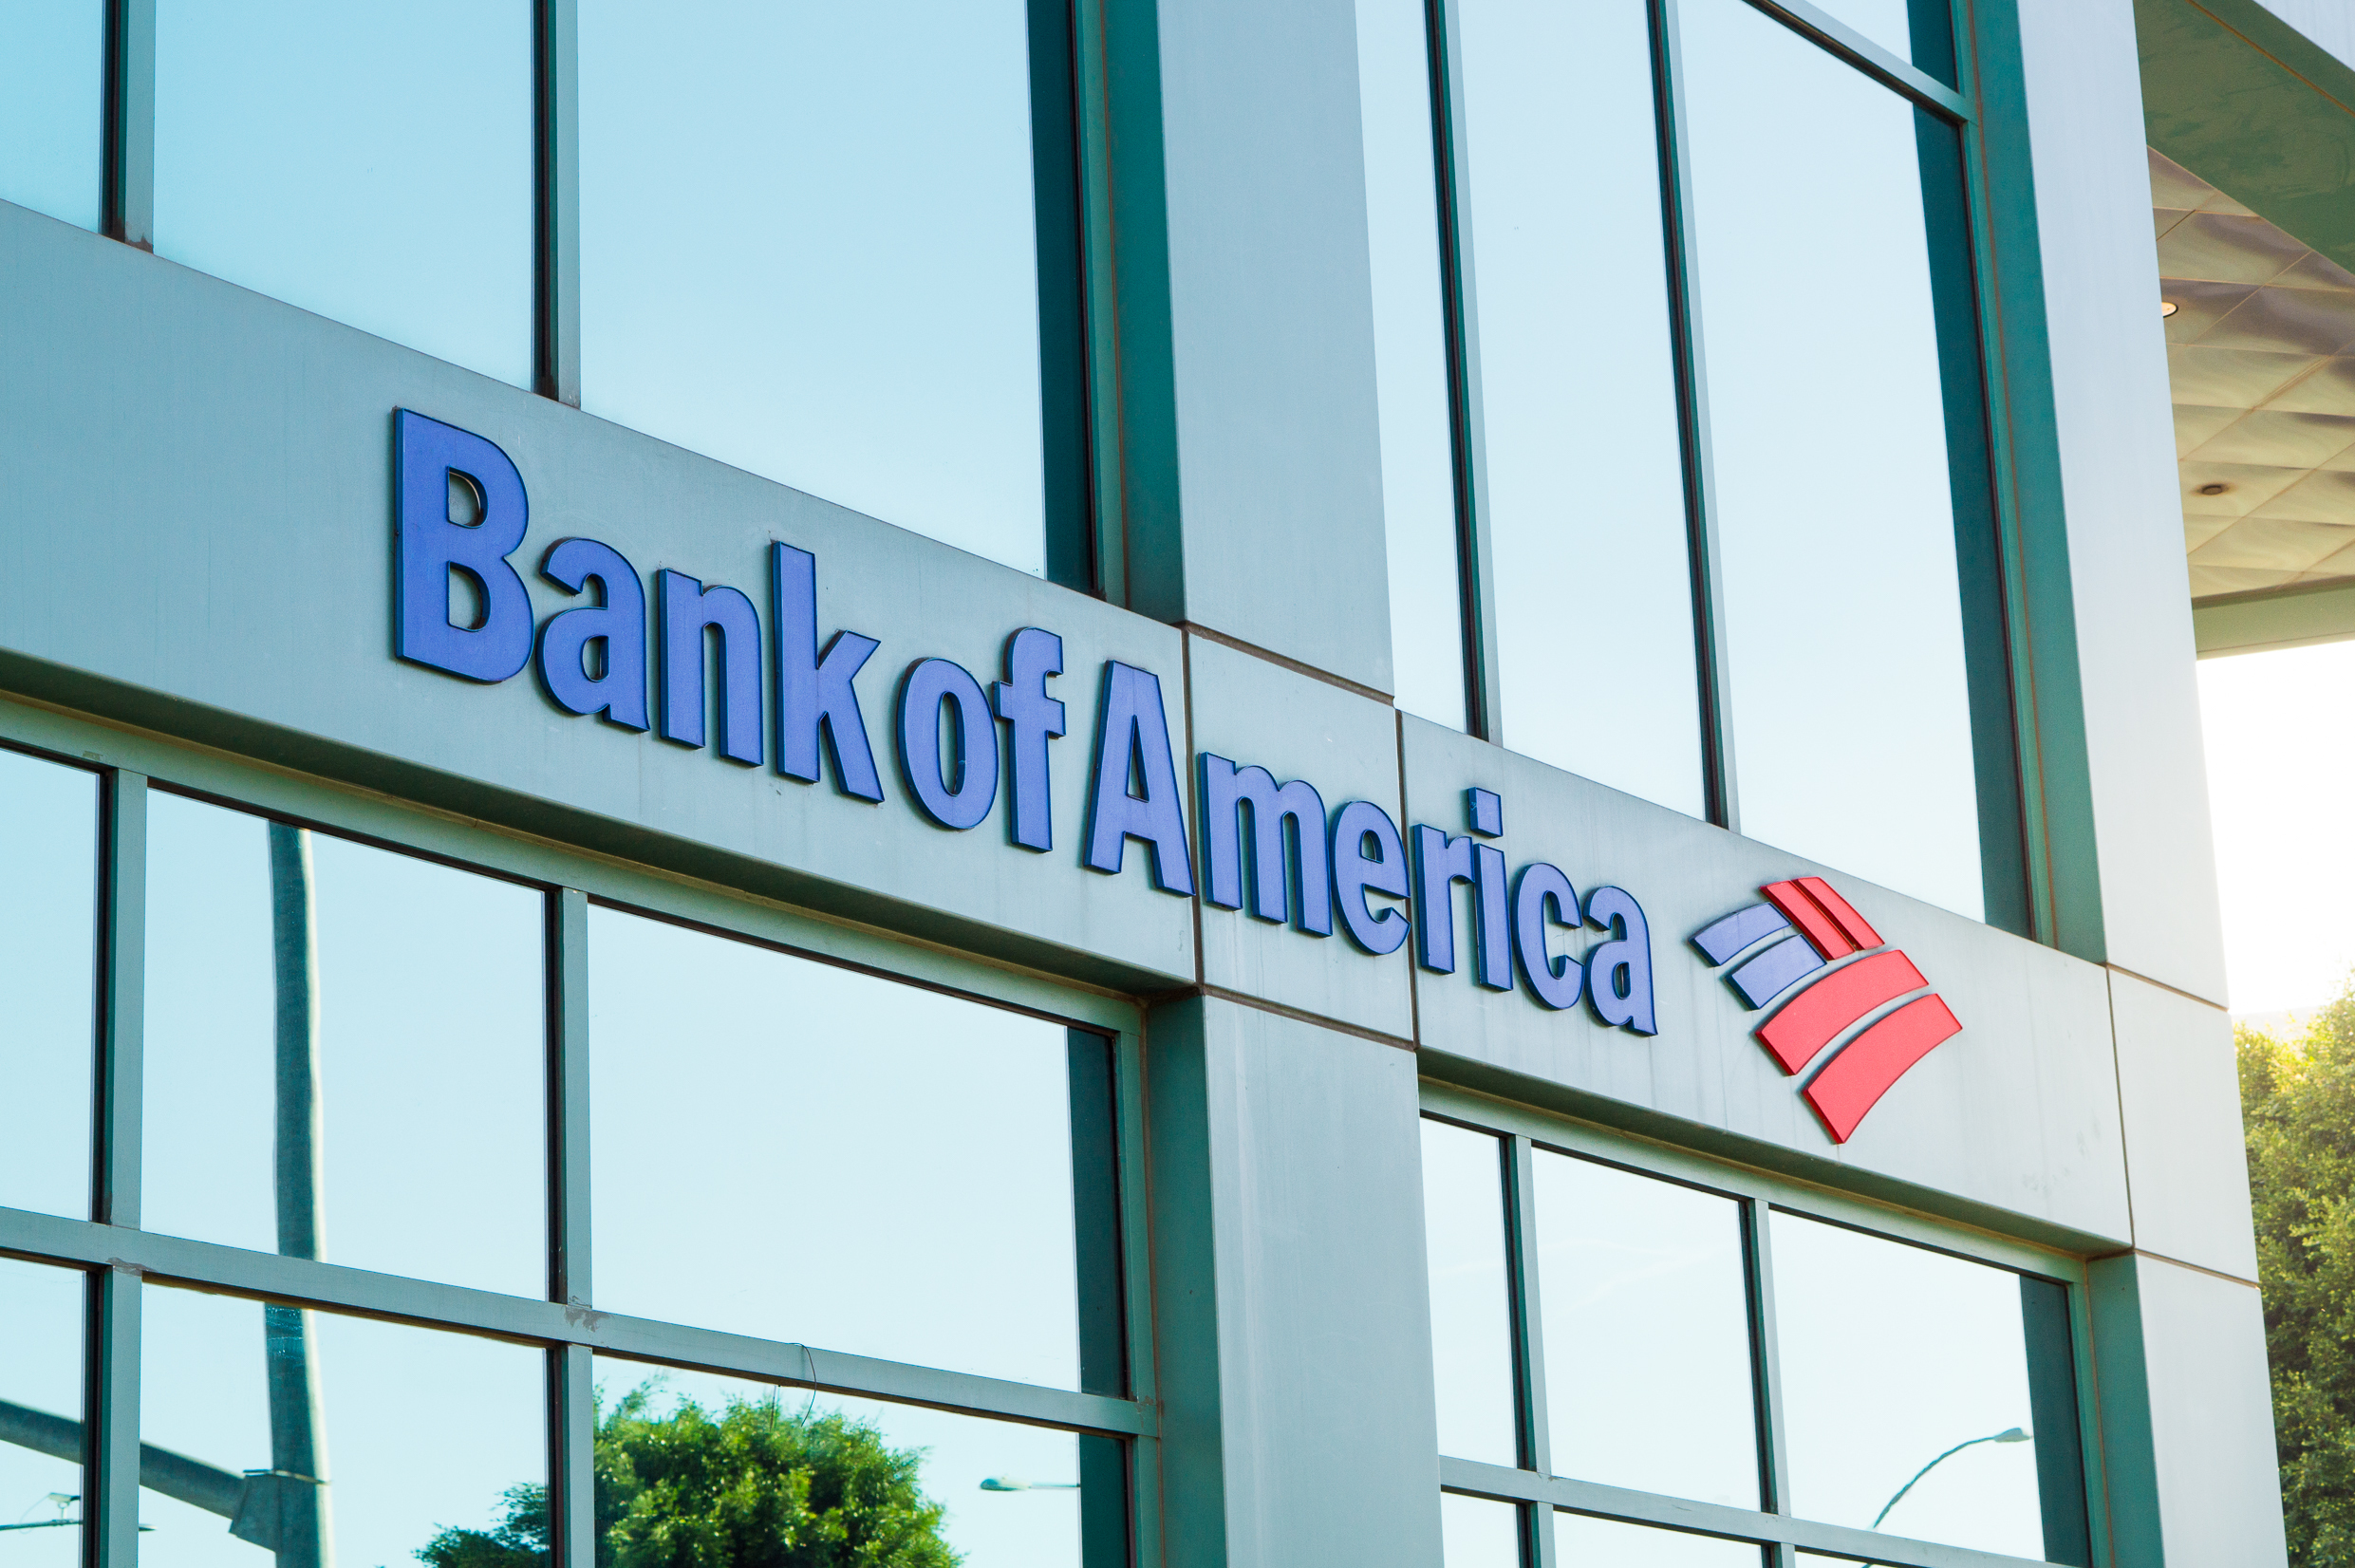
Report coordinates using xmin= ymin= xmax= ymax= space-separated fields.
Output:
xmin=394 ymin=409 xmax=533 ymax=682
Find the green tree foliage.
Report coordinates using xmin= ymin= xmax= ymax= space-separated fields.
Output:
xmin=419 ymin=1386 xmax=959 ymax=1568
xmin=2241 ymin=992 xmax=2355 ymax=1565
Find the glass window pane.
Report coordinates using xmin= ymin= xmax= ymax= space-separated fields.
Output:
xmin=1532 ymin=1151 xmax=1758 ymax=1507
xmin=1419 ymin=1119 xmax=1518 ymax=1465
xmin=1441 ymin=1493 xmax=1523 ymax=1567
xmin=0 ymin=2 xmax=103 ymax=230
xmin=1771 ymin=1212 xmax=2047 ymax=1558
xmin=0 ymin=1260 xmax=86 ymax=1568
xmin=1682 ymin=0 xmax=1984 ymax=919
xmin=580 ymin=0 xmax=1049 ymax=576
xmin=591 ymin=1359 xmax=1112 ymax=1568
xmin=0 ymin=751 xmax=97 ymax=1220
xmin=1357 ymin=0 xmax=1467 ymax=731
xmin=1809 ymin=0 xmax=1956 ymax=85
xmin=1556 ymin=1514 xmax=1763 ymax=1565
xmin=143 ymin=796 xmax=548 ymax=1296
xmin=140 ymin=1286 xmax=545 ymax=1568
xmin=589 ymin=907 xmax=1093 ymax=1389
xmin=1458 ymin=0 xmax=1704 ymax=815
xmin=153 ymin=1 xmax=533 ymax=385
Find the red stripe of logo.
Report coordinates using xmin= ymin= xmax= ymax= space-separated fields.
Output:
xmin=1803 ymin=995 xmax=1963 ymax=1143
xmin=1761 ymin=880 xmax=1855 ymax=960
xmin=1754 ymin=950 xmax=1928 ymax=1073
xmin=1793 ymin=875 xmax=1881 ymax=950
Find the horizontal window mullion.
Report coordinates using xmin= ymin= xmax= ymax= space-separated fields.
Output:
xmin=1735 ymin=0 xmax=1970 ymax=119
xmin=1438 ymin=1456 xmax=2061 ymax=1568
xmin=0 ymin=1210 xmax=1150 ymax=1439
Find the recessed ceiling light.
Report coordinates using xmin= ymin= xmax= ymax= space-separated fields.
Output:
xmin=2161 ymin=300 xmax=2180 ymax=317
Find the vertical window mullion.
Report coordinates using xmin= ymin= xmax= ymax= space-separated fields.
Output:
xmin=90 ymin=769 xmax=146 ymax=1568
xmin=1648 ymin=0 xmax=1738 ymax=833
xmin=1425 ymin=0 xmax=1503 ymax=744
xmin=1029 ymin=0 xmax=1098 ymax=596
xmin=548 ymin=888 xmax=594 ymax=1568
xmin=534 ymin=0 xmax=582 ymax=406
xmin=1504 ymin=1135 xmax=1555 ymax=1568
xmin=101 ymin=0 xmax=153 ymax=248
xmin=1742 ymin=1196 xmax=1793 ymax=1518
xmin=1504 ymin=1134 xmax=1550 ymax=1475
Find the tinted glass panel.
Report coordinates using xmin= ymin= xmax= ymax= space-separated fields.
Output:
xmin=1459 ymin=0 xmax=1703 ymax=814
xmin=1441 ymin=1493 xmax=1523 ymax=1567
xmin=140 ymin=1286 xmax=545 ymax=1568
xmin=1555 ymin=1514 xmax=1762 ymax=1565
xmin=0 ymin=1260 xmax=86 ymax=1568
xmin=580 ymin=0 xmax=1049 ymax=575
xmin=153 ymin=0 xmax=533 ymax=385
xmin=143 ymin=797 xmax=547 ymax=1296
xmin=1533 ymin=1152 xmax=1757 ymax=1507
xmin=589 ymin=907 xmax=1090 ymax=1388
xmin=1357 ymin=0 xmax=1467 ymax=730
xmin=592 ymin=1360 xmax=1113 ymax=1568
xmin=1771 ymin=1211 xmax=2044 ymax=1558
xmin=1419 ymin=1118 xmax=1518 ymax=1465
xmin=0 ymin=751 xmax=97 ymax=1219
xmin=0 ymin=2 xmax=102 ymax=230
xmin=1682 ymin=0 xmax=1983 ymax=918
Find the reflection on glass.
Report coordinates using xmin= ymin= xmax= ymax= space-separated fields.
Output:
xmin=590 ymin=907 xmax=1093 ymax=1389
xmin=1533 ymin=1152 xmax=1758 ymax=1507
xmin=590 ymin=1360 xmax=1113 ymax=1568
xmin=580 ymin=0 xmax=1048 ymax=575
xmin=1356 ymin=0 xmax=1467 ymax=730
xmin=0 ymin=3 xmax=103 ymax=230
xmin=1681 ymin=0 xmax=1984 ymax=919
xmin=0 ymin=751 xmax=96 ymax=1219
xmin=1811 ymin=0 xmax=1911 ymax=62
xmin=143 ymin=795 xmax=547 ymax=1296
xmin=1440 ymin=1492 xmax=1522 ymax=1567
xmin=1457 ymin=0 xmax=1703 ymax=813
xmin=153 ymin=1 xmax=533 ymax=385
xmin=0 ymin=1260 xmax=86 ymax=1568
xmin=1419 ymin=1118 xmax=1517 ymax=1465
xmin=1771 ymin=1212 xmax=2044 ymax=1558
xmin=1555 ymin=1513 xmax=1762 ymax=1565
xmin=140 ymin=1286 xmax=544 ymax=1568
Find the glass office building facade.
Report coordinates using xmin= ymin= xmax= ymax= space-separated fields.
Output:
xmin=0 ymin=0 xmax=2306 ymax=1564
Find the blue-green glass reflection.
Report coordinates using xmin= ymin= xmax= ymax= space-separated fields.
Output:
xmin=1440 ymin=1493 xmax=1522 ymax=1567
xmin=0 ymin=2 xmax=102 ymax=230
xmin=1419 ymin=1118 xmax=1517 ymax=1466
xmin=153 ymin=0 xmax=533 ymax=385
xmin=1456 ymin=0 xmax=1704 ymax=814
xmin=589 ymin=906 xmax=1084 ymax=1390
xmin=1356 ymin=0 xmax=1468 ymax=731
xmin=141 ymin=794 xmax=546 ymax=1297
xmin=589 ymin=1362 xmax=1106 ymax=1568
xmin=1554 ymin=1513 xmax=1762 ymax=1565
xmin=0 ymin=1260 xmax=85 ymax=1568
xmin=0 ymin=750 xmax=96 ymax=1220
xmin=1681 ymin=0 xmax=1984 ymax=919
xmin=579 ymin=0 xmax=1049 ymax=576
xmin=1534 ymin=1152 xmax=1758 ymax=1508
xmin=140 ymin=1286 xmax=545 ymax=1568
xmin=1771 ymin=1212 xmax=2046 ymax=1558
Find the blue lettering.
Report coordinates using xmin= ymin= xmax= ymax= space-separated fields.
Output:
xmin=1586 ymin=886 xmax=1657 ymax=1035
xmin=992 ymin=627 xmax=1066 ymax=851
xmin=657 ymin=569 xmax=763 ymax=766
xmin=1512 ymin=862 xmax=1583 ymax=1010
xmin=536 ymin=537 xmax=647 ymax=730
xmin=1083 ymin=663 xmax=1194 ymax=895
xmin=393 ymin=409 xmax=533 ymax=683
xmin=1332 ymin=801 xmax=1410 ymax=955
xmin=1199 ymin=755 xmax=1332 ymax=935
xmin=771 ymin=543 xmax=884 ymax=801
xmin=898 ymin=657 xmax=999 ymax=831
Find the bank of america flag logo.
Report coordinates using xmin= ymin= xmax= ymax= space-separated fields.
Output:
xmin=1691 ymin=877 xmax=1961 ymax=1144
